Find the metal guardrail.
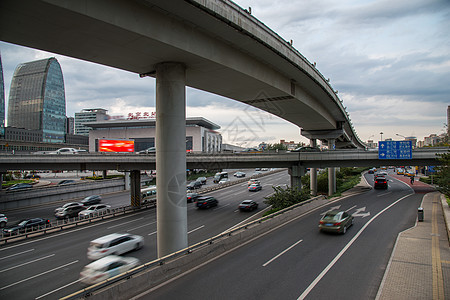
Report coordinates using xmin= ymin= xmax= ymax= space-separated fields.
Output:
xmin=0 ymin=201 xmax=156 ymax=244
xmin=62 ymin=193 xmax=324 ymax=300
xmin=0 ymin=169 xmax=284 ymax=243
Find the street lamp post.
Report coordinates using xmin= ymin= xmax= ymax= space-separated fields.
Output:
xmin=380 ymin=132 xmax=383 ymax=141
xmin=396 ymin=133 xmax=406 ymax=140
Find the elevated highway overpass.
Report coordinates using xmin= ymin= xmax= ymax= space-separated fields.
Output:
xmin=1 ymin=0 xmax=364 ymax=256
xmin=0 ymin=148 xmax=445 ymax=172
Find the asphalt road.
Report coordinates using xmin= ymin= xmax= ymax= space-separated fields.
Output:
xmin=136 ymin=170 xmax=424 ymax=300
xmin=0 ymin=169 xmax=289 ymax=300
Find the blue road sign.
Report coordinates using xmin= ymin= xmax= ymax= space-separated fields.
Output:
xmin=378 ymin=141 xmax=412 ymax=159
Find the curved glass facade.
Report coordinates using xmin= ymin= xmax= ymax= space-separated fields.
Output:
xmin=8 ymin=57 xmax=66 ymax=143
xmin=0 ymin=53 xmax=5 ymax=132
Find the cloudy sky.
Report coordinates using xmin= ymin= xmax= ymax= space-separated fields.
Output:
xmin=1 ymin=0 xmax=449 ymax=147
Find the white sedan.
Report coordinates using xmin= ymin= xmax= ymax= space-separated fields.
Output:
xmin=87 ymin=233 xmax=144 ymax=260
xmin=78 ymin=204 xmax=111 ymax=218
xmin=80 ymin=255 xmax=140 ymax=285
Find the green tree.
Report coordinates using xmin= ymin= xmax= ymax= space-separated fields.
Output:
xmin=435 ymin=151 xmax=450 ymax=197
xmin=264 ymin=185 xmax=310 ymax=211
xmin=267 ymin=143 xmax=288 ymax=151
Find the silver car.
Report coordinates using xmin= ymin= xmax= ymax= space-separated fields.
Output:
xmin=78 ymin=204 xmax=111 ymax=218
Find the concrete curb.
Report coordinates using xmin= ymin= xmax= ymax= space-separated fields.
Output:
xmin=440 ymin=193 xmax=450 ymax=246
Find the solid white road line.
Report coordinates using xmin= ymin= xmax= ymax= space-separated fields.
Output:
xmin=188 ymin=225 xmax=205 ymax=234
xmin=0 ymin=254 xmax=55 ymax=273
xmin=107 ymin=217 xmax=144 ymax=229
xmin=35 ymin=279 xmax=81 ymax=299
xmin=0 ymin=248 xmax=34 ymax=260
xmin=0 ymin=260 xmax=79 ymax=290
xmin=127 ymin=221 xmax=156 ymax=232
xmin=297 ymin=193 xmax=414 ymax=300
xmin=263 ymin=239 xmax=303 ymax=267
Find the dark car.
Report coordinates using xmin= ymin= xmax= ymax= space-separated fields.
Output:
xmin=57 ymin=179 xmax=76 ymax=185
xmin=291 ymin=146 xmax=321 ymax=152
xmin=187 ymin=181 xmax=202 ymax=190
xmin=234 ymin=171 xmax=246 ymax=178
xmin=196 ymin=196 xmax=218 ymax=209
xmin=374 ymin=176 xmax=388 ymax=189
xmin=6 ymin=183 xmax=33 ymax=191
xmin=238 ymin=200 xmax=258 ymax=212
xmin=187 ymin=193 xmax=200 ymax=203
xmin=248 ymin=183 xmax=262 ymax=192
xmin=319 ymin=210 xmax=353 ymax=234
xmin=2 ymin=218 xmax=51 ymax=236
xmin=80 ymin=195 xmax=102 ymax=206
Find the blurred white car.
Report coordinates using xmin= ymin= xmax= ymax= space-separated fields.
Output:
xmin=87 ymin=233 xmax=144 ymax=260
xmin=79 ymin=255 xmax=140 ymax=285
xmin=78 ymin=204 xmax=111 ymax=218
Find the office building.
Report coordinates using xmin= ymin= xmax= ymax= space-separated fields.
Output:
xmin=75 ymin=108 xmax=108 ymax=136
xmin=66 ymin=117 xmax=74 ymax=134
xmin=87 ymin=117 xmax=222 ymax=153
xmin=7 ymin=57 xmax=66 ymax=143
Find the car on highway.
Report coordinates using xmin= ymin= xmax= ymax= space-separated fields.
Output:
xmin=0 ymin=214 xmax=8 ymax=228
xmin=374 ymin=171 xmax=388 ymax=178
xmin=405 ymin=170 xmax=415 ymax=177
xmin=49 ymin=148 xmax=80 ymax=154
xmin=319 ymin=210 xmax=354 ymax=234
xmin=233 ymin=171 xmax=246 ymax=178
xmin=196 ymin=177 xmax=207 ymax=185
xmin=54 ymin=202 xmax=85 ymax=219
xmin=6 ymin=182 xmax=33 ymax=191
xmin=87 ymin=233 xmax=144 ymax=260
xmin=187 ymin=192 xmax=200 ymax=203
xmin=57 ymin=179 xmax=76 ymax=185
xmin=252 ymin=171 xmax=263 ymax=176
xmin=248 ymin=183 xmax=262 ymax=192
xmin=368 ymin=168 xmax=376 ymax=174
xmin=290 ymin=146 xmax=321 ymax=152
xmin=137 ymin=147 xmax=156 ymax=154
xmin=240 ymin=148 xmax=262 ymax=153
xmin=374 ymin=176 xmax=388 ymax=189
xmin=196 ymin=196 xmax=218 ymax=209
xmin=24 ymin=174 xmax=41 ymax=179
xmin=396 ymin=168 xmax=404 ymax=175
xmin=238 ymin=200 xmax=258 ymax=212
xmin=80 ymin=255 xmax=140 ymax=285
xmin=247 ymin=179 xmax=260 ymax=186
xmin=187 ymin=181 xmax=202 ymax=190
xmin=78 ymin=204 xmax=111 ymax=218
xmin=218 ymin=178 xmax=229 ymax=184
xmin=2 ymin=218 xmax=51 ymax=236
xmin=80 ymin=195 xmax=102 ymax=206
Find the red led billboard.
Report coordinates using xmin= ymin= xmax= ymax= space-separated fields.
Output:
xmin=99 ymin=139 xmax=135 ymax=152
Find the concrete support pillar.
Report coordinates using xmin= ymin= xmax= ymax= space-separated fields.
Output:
xmin=102 ymin=170 xmax=107 ymax=179
xmin=328 ymin=139 xmax=336 ymax=196
xmin=130 ymin=170 xmax=141 ymax=208
xmin=124 ymin=171 xmax=130 ymax=190
xmin=289 ymin=165 xmax=305 ymax=191
xmin=310 ymin=139 xmax=318 ymax=196
xmin=155 ymin=62 xmax=187 ymax=257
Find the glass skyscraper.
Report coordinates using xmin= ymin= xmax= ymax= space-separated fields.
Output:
xmin=0 ymin=53 xmax=5 ymax=133
xmin=8 ymin=57 xmax=66 ymax=143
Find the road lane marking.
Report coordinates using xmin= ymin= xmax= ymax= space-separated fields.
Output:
xmin=148 ymin=225 xmax=205 ymax=236
xmin=188 ymin=225 xmax=205 ymax=234
xmin=377 ymin=191 xmax=392 ymax=197
xmin=0 ymin=260 xmax=79 ymax=290
xmin=431 ymin=194 xmax=444 ymax=300
xmin=107 ymin=217 xmax=144 ymax=229
xmin=263 ymin=239 xmax=303 ymax=267
xmin=345 ymin=205 xmax=357 ymax=212
xmin=0 ymin=254 xmax=55 ymax=273
xmin=35 ymin=279 xmax=81 ymax=299
xmin=298 ymin=193 xmax=414 ymax=300
xmin=127 ymin=221 xmax=156 ymax=232
xmin=0 ymin=248 xmax=34 ymax=260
